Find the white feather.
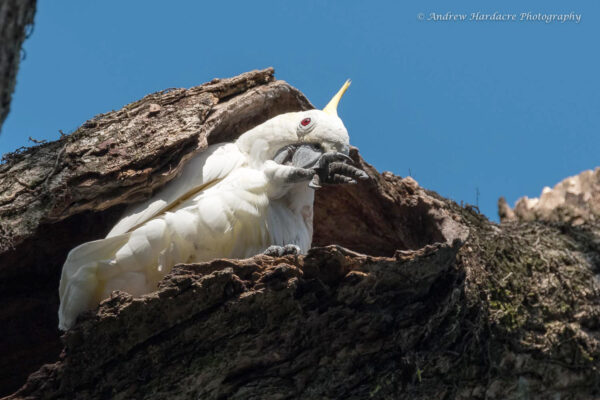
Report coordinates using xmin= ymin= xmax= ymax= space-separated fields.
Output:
xmin=59 ymin=106 xmax=353 ymax=330
xmin=58 ymin=234 xmax=129 ymax=330
xmin=107 ymin=143 xmax=244 ymax=237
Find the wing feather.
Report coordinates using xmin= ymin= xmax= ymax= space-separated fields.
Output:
xmin=107 ymin=142 xmax=246 ymax=237
xmin=58 ymin=233 xmax=130 ymax=330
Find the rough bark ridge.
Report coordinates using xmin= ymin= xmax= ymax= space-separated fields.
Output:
xmin=499 ymin=167 xmax=600 ymax=225
xmin=0 ymin=0 xmax=36 ymax=132
xmin=2 ymin=70 xmax=600 ymax=399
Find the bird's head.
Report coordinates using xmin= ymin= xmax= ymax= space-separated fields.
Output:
xmin=289 ymin=80 xmax=351 ymax=154
xmin=236 ymin=80 xmax=352 ymax=164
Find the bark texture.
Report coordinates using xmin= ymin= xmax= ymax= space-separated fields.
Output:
xmin=1 ymin=70 xmax=600 ymax=399
xmin=499 ymin=167 xmax=600 ymax=225
xmin=0 ymin=0 xmax=36 ymax=132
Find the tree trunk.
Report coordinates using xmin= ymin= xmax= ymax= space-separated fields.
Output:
xmin=1 ymin=69 xmax=599 ymax=399
xmin=0 ymin=0 xmax=36 ymax=132
xmin=499 ymin=167 xmax=600 ymax=225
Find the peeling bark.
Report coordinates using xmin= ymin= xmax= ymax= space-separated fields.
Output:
xmin=499 ymin=167 xmax=600 ymax=225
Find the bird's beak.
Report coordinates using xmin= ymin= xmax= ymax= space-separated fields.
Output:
xmin=323 ymin=79 xmax=351 ymax=117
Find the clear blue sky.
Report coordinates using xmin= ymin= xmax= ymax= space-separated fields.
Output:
xmin=1 ymin=1 xmax=598 ymax=221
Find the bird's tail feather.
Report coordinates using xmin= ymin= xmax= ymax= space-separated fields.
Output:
xmin=58 ymin=234 xmax=130 ymax=330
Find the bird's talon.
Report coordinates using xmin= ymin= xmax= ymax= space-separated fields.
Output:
xmin=317 ymin=151 xmax=353 ymax=169
xmin=313 ymin=155 xmax=368 ymax=186
xmin=308 ymin=176 xmax=322 ymax=189
xmin=264 ymin=244 xmax=301 ymax=257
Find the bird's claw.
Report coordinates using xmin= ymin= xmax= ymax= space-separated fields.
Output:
xmin=311 ymin=151 xmax=369 ymax=187
xmin=264 ymin=244 xmax=301 ymax=257
xmin=308 ymin=175 xmax=322 ymax=189
xmin=316 ymin=152 xmax=354 ymax=169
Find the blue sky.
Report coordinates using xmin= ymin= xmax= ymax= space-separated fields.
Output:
xmin=1 ymin=1 xmax=598 ymax=221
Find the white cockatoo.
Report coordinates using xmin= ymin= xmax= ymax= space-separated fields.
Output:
xmin=58 ymin=80 xmax=367 ymax=330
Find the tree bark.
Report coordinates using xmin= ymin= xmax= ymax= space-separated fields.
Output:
xmin=0 ymin=0 xmax=36 ymax=132
xmin=499 ymin=167 xmax=600 ymax=225
xmin=1 ymin=70 xmax=599 ymax=399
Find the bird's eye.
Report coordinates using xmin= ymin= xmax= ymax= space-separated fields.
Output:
xmin=297 ymin=116 xmax=315 ymax=137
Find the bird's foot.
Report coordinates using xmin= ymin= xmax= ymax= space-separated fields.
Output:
xmin=263 ymin=244 xmax=301 ymax=257
xmin=284 ymin=166 xmax=317 ymax=184
xmin=309 ymin=151 xmax=369 ymax=188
